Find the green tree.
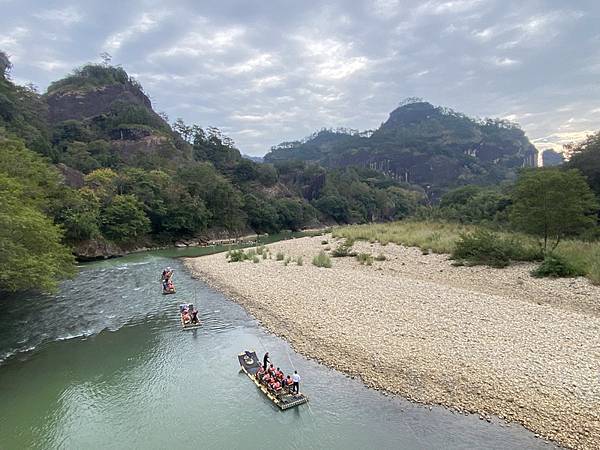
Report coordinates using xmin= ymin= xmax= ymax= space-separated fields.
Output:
xmin=55 ymin=188 xmax=101 ymax=241
xmin=243 ymin=193 xmax=280 ymax=233
xmin=509 ymin=168 xmax=598 ymax=253
xmin=0 ymin=173 xmax=75 ymax=293
xmin=102 ymin=194 xmax=150 ymax=242
xmin=84 ymin=168 xmax=118 ymax=204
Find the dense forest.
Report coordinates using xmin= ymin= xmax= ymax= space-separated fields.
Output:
xmin=0 ymin=54 xmax=423 ymax=292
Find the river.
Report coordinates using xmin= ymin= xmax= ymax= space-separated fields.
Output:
xmin=0 ymin=249 xmax=553 ymax=449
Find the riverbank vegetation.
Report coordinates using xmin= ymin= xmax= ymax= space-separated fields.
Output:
xmin=334 ymin=221 xmax=600 ymax=283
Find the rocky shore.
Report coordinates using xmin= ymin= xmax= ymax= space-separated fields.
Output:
xmin=184 ymin=234 xmax=600 ymax=449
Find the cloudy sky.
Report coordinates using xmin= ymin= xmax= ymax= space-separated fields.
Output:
xmin=2 ymin=0 xmax=599 ymax=155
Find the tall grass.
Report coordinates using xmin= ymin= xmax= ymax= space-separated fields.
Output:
xmin=334 ymin=220 xmax=600 ymax=284
xmin=333 ymin=221 xmax=473 ymax=253
xmin=312 ymin=251 xmax=332 ymax=268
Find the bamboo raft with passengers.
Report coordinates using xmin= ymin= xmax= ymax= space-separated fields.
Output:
xmin=161 ymin=267 xmax=176 ymax=295
xmin=238 ymin=350 xmax=308 ymax=410
xmin=179 ymin=303 xmax=202 ymax=330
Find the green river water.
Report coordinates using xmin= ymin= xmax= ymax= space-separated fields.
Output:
xmin=0 ymin=245 xmax=554 ymax=449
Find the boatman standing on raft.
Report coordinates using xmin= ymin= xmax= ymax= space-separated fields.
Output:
xmin=292 ymin=370 xmax=301 ymax=394
xmin=263 ymin=352 xmax=270 ymax=370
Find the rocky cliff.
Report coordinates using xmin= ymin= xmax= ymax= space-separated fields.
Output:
xmin=265 ymin=101 xmax=538 ymax=196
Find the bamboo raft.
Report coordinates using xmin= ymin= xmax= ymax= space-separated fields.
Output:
xmin=179 ymin=304 xmax=201 ymax=330
xmin=162 ymin=286 xmax=176 ymax=295
xmin=237 ymin=351 xmax=308 ymax=410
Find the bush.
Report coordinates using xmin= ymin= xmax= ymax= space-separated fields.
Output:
xmin=374 ymin=253 xmax=386 ymax=261
xmin=276 ymin=251 xmax=284 ymax=261
xmin=284 ymin=256 xmax=291 ymax=266
xmin=262 ymin=251 xmax=267 ymax=260
xmin=332 ymin=239 xmax=356 ymax=257
xmin=312 ymin=251 xmax=332 ymax=268
xmin=296 ymin=256 xmax=303 ymax=266
xmin=247 ymin=249 xmax=257 ymax=258
xmin=356 ymin=253 xmax=373 ymax=265
xmin=252 ymin=255 xmax=260 ymax=263
xmin=532 ymin=254 xmax=584 ymax=278
xmin=451 ymin=229 xmax=539 ymax=268
xmin=228 ymin=249 xmax=247 ymax=262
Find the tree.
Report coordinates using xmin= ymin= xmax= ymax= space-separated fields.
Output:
xmin=0 ymin=173 xmax=75 ymax=293
xmin=509 ymin=168 xmax=598 ymax=253
xmin=102 ymin=194 xmax=150 ymax=242
xmin=243 ymin=193 xmax=280 ymax=233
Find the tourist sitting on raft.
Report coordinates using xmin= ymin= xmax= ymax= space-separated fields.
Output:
xmin=255 ymin=361 xmax=298 ymax=395
xmin=161 ymin=267 xmax=174 ymax=281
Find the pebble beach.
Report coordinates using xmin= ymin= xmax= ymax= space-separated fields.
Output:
xmin=184 ymin=234 xmax=600 ymax=449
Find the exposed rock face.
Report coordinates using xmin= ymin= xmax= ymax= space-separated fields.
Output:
xmin=44 ymin=78 xmax=192 ymax=168
xmin=46 ymin=83 xmax=153 ymax=124
xmin=265 ymin=101 xmax=538 ymax=195
xmin=55 ymin=163 xmax=84 ymax=188
xmin=542 ymin=149 xmax=565 ymax=167
xmin=73 ymin=238 xmax=125 ymax=261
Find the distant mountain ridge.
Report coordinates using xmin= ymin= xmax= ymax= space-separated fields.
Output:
xmin=265 ymin=101 xmax=538 ymax=196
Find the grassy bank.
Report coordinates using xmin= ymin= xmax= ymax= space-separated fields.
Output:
xmin=333 ymin=221 xmax=600 ymax=284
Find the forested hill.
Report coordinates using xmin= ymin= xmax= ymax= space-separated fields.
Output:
xmin=0 ymin=54 xmax=424 ymax=291
xmin=265 ymin=101 xmax=538 ymax=196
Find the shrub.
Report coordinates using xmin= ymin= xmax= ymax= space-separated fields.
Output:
xmin=332 ymin=239 xmax=356 ymax=257
xmin=374 ymin=253 xmax=386 ymax=261
xmin=247 ymin=249 xmax=256 ymax=258
xmin=252 ymin=255 xmax=260 ymax=263
xmin=256 ymin=246 xmax=265 ymax=255
xmin=228 ymin=249 xmax=247 ymax=262
xmin=262 ymin=251 xmax=267 ymax=260
xmin=356 ymin=253 xmax=373 ymax=265
xmin=532 ymin=254 xmax=584 ymax=278
xmin=312 ymin=251 xmax=332 ymax=268
xmin=296 ymin=256 xmax=303 ymax=266
xmin=276 ymin=251 xmax=284 ymax=261
xmin=284 ymin=256 xmax=291 ymax=266
xmin=451 ymin=229 xmax=538 ymax=268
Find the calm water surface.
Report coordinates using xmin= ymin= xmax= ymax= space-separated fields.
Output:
xmin=0 ymin=252 xmax=554 ymax=449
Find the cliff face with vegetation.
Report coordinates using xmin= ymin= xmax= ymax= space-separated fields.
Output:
xmin=266 ymin=101 xmax=538 ymax=197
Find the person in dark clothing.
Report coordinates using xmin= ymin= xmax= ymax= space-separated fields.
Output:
xmin=190 ymin=308 xmax=199 ymax=324
xmin=263 ymin=352 xmax=270 ymax=370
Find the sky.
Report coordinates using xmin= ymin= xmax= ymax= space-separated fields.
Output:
xmin=1 ymin=0 xmax=599 ymax=156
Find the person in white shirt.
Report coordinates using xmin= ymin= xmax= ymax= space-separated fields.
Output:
xmin=292 ymin=370 xmax=301 ymax=394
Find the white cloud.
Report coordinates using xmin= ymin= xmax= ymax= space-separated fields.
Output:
xmin=293 ymin=35 xmax=370 ymax=80
xmin=532 ymin=130 xmax=595 ymax=153
xmin=492 ymin=57 xmax=519 ymax=67
xmin=0 ymin=26 xmax=28 ymax=61
xmin=104 ymin=11 xmax=170 ymax=52
xmin=34 ymin=7 xmax=83 ymax=25
xmin=227 ymin=53 xmax=274 ymax=75
xmin=32 ymin=60 xmax=72 ymax=72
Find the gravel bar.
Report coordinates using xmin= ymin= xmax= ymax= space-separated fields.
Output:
xmin=183 ymin=234 xmax=600 ymax=449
